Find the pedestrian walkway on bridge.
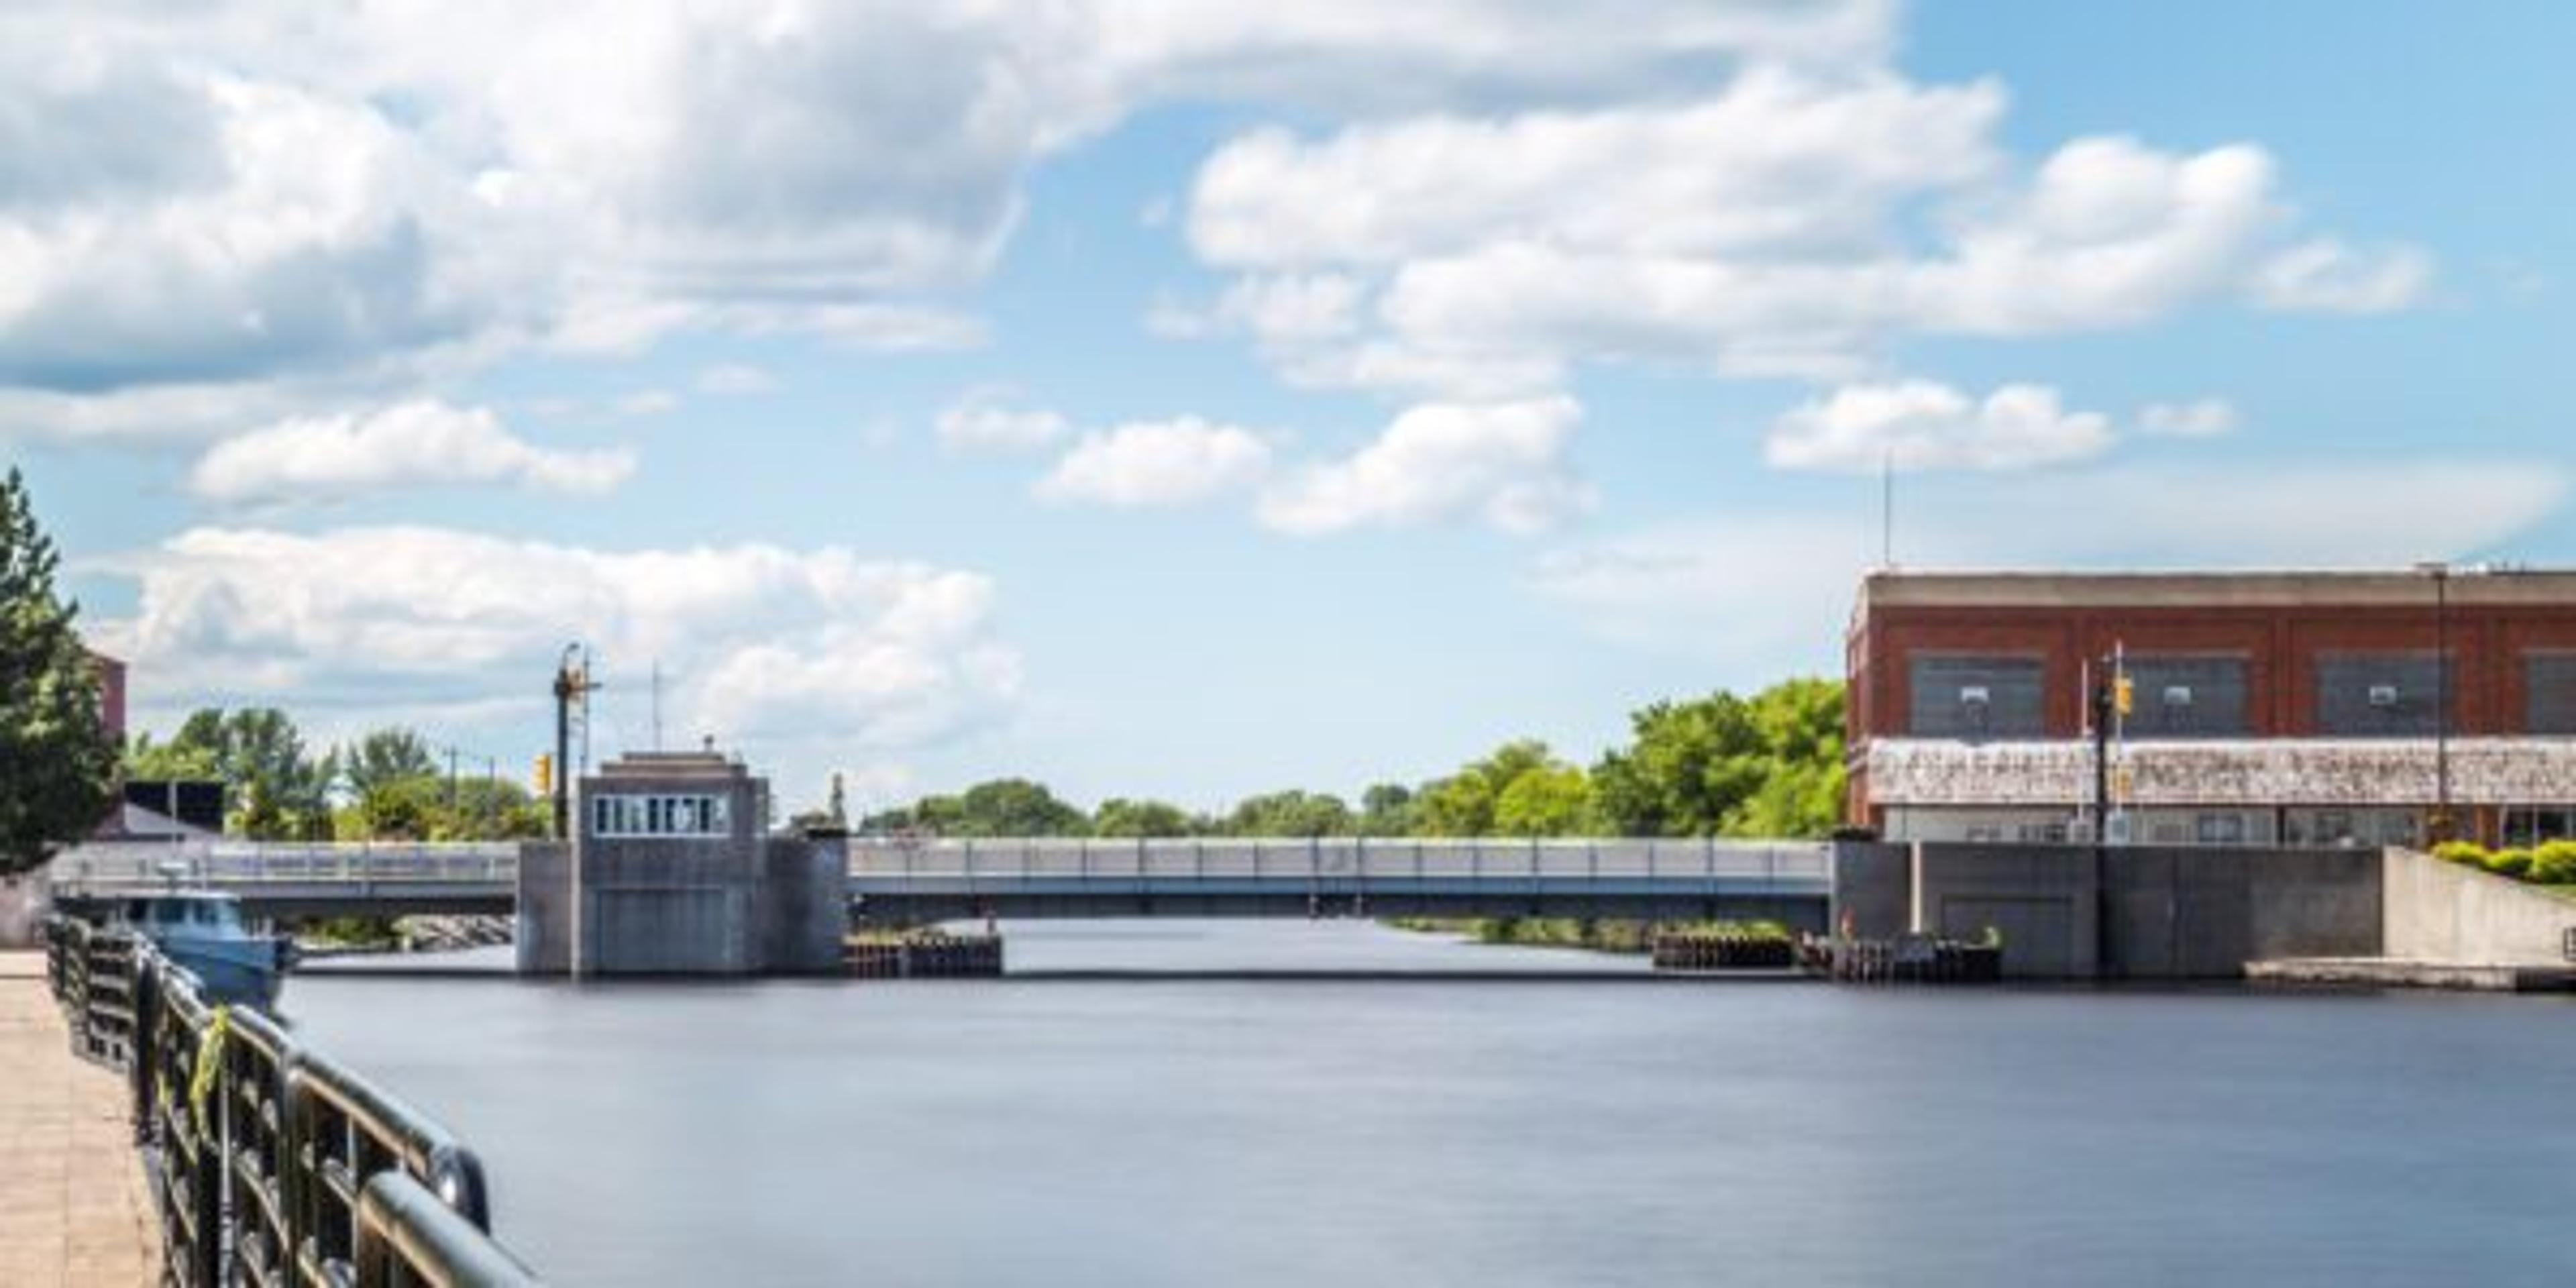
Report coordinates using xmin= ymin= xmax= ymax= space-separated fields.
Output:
xmin=0 ymin=952 xmax=156 ymax=1287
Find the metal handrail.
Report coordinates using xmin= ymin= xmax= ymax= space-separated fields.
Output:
xmin=36 ymin=916 xmax=540 ymax=1287
xmin=357 ymin=1172 xmax=541 ymax=1288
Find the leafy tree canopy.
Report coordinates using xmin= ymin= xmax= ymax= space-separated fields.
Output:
xmin=0 ymin=468 xmax=117 ymax=873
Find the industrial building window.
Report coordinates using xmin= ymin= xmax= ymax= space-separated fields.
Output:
xmin=590 ymin=793 xmax=732 ymax=838
xmin=2123 ymin=656 xmax=2251 ymax=737
xmin=1909 ymin=655 xmax=2046 ymax=739
xmin=2314 ymin=652 xmax=2447 ymax=737
xmin=2528 ymin=653 xmax=2576 ymax=735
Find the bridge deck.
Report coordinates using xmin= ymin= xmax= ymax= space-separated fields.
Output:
xmin=48 ymin=838 xmax=1832 ymax=922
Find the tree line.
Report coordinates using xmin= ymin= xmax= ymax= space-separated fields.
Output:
xmin=863 ymin=677 xmax=1847 ymax=841
xmin=126 ymin=712 xmax=549 ymax=842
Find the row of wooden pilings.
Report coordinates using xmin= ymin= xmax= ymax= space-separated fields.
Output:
xmin=1800 ymin=934 xmax=2005 ymax=984
xmin=1648 ymin=930 xmax=1796 ymax=971
xmin=845 ymin=932 xmax=1006 ymax=979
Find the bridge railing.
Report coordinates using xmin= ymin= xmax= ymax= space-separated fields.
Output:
xmin=50 ymin=842 xmax=521 ymax=893
xmin=847 ymin=837 xmax=1829 ymax=884
xmin=38 ymin=916 xmax=541 ymax=1287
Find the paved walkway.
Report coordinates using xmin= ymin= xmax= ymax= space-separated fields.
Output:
xmin=0 ymin=952 xmax=158 ymax=1287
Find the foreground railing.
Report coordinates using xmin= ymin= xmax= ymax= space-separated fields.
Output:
xmin=41 ymin=916 xmax=541 ymax=1287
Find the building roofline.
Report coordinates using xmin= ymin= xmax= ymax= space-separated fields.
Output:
xmin=1855 ymin=566 xmax=2576 ymax=612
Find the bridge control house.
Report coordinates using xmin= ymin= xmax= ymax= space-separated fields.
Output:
xmin=1845 ymin=569 xmax=2576 ymax=850
xmin=516 ymin=751 xmax=845 ymax=975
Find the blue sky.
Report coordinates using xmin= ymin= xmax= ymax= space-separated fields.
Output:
xmin=8 ymin=1 xmax=2571 ymax=814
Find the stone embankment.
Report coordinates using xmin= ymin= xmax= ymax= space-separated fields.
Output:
xmin=0 ymin=952 xmax=156 ymax=1287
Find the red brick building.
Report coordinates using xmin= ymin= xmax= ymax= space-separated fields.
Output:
xmin=1845 ymin=570 xmax=2576 ymax=849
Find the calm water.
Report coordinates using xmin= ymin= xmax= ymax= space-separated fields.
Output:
xmin=289 ymin=922 xmax=2576 ymax=1287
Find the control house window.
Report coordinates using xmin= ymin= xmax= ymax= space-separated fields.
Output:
xmin=590 ymin=793 xmax=733 ymax=839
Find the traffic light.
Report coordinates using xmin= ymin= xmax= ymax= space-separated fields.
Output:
xmin=534 ymin=753 xmax=552 ymax=796
xmin=2113 ymin=674 xmax=2135 ymax=718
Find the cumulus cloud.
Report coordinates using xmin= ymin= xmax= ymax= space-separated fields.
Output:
xmin=2254 ymin=238 xmax=2434 ymax=314
xmin=1258 ymin=396 xmax=1591 ymax=535
xmin=1179 ymin=87 xmax=2429 ymax=396
xmin=936 ymin=392 xmax=1072 ymax=453
xmin=1764 ymin=381 xmax=2115 ymax=473
xmin=1035 ymin=419 xmax=1274 ymax=507
xmin=91 ymin=525 xmax=1020 ymax=752
xmin=186 ymin=401 xmax=635 ymax=504
xmin=2138 ymin=398 xmax=2240 ymax=439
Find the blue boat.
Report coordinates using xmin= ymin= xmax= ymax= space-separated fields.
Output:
xmin=94 ymin=892 xmax=292 ymax=1012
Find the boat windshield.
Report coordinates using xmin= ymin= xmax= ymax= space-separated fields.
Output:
xmin=125 ymin=898 xmax=244 ymax=932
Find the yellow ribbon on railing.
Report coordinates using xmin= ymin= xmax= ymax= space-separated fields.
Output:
xmin=190 ymin=1006 xmax=232 ymax=1118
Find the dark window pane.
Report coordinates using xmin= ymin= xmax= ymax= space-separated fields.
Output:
xmin=2315 ymin=652 xmax=2447 ymax=737
xmin=2528 ymin=653 xmax=2576 ymax=735
xmin=2124 ymin=655 xmax=2251 ymax=737
xmin=1909 ymin=655 xmax=2047 ymax=738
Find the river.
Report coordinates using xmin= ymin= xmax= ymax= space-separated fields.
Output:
xmin=288 ymin=920 xmax=2576 ymax=1287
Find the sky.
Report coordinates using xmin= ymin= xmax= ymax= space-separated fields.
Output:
xmin=7 ymin=1 xmax=2573 ymax=816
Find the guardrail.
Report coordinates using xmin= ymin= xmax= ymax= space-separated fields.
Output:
xmin=39 ymin=916 xmax=541 ymax=1287
xmin=52 ymin=843 xmax=522 ymax=892
xmin=848 ymin=837 xmax=1831 ymax=885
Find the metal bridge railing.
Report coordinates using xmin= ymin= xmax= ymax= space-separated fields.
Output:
xmin=847 ymin=837 xmax=1831 ymax=886
xmin=50 ymin=843 xmax=522 ymax=896
xmin=38 ymin=916 xmax=541 ymax=1287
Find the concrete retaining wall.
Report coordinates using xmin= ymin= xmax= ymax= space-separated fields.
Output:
xmin=1830 ymin=841 xmax=2382 ymax=979
xmin=2383 ymin=848 xmax=2576 ymax=965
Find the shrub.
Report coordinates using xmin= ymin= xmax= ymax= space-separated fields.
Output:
xmin=2484 ymin=849 xmax=2535 ymax=879
xmin=2432 ymin=840 xmax=2491 ymax=868
xmin=2529 ymin=841 xmax=2576 ymax=885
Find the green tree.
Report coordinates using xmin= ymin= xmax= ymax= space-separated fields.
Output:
xmin=339 ymin=727 xmax=439 ymax=796
xmin=1491 ymin=762 xmax=1599 ymax=836
xmin=1416 ymin=739 xmax=1556 ymax=836
xmin=124 ymin=731 xmax=222 ymax=781
xmin=0 ymin=468 xmax=117 ymax=875
xmin=1357 ymin=783 xmax=1417 ymax=836
xmin=1092 ymin=798 xmax=1198 ymax=837
xmin=1219 ymin=790 xmax=1353 ymax=837
xmin=887 ymin=778 xmax=1088 ymax=837
xmin=1591 ymin=678 xmax=1845 ymax=839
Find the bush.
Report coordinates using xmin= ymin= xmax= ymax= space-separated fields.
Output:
xmin=2529 ymin=841 xmax=2576 ymax=885
xmin=2432 ymin=840 xmax=2491 ymax=868
xmin=2484 ymin=849 xmax=2535 ymax=879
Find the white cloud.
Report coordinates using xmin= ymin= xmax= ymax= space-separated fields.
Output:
xmin=1532 ymin=459 xmax=2568 ymax=661
xmin=91 ymin=525 xmax=1020 ymax=753
xmin=1764 ymin=381 xmax=2115 ymax=473
xmin=936 ymin=392 xmax=1072 ymax=453
xmin=1181 ymin=83 xmax=2428 ymax=396
xmin=185 ymin=400 xmax=635 ymax=504
xmin=2254 ymin=238 xmax=2433 ymax=313
xmin=1258 ymin=396 xmax=1591 ymax=535
xmin=1035 ymin=418 xmax=1274 ymax=507
xmin=694 ymin=363 xmax=778 ymax=395
xmin=2137 ymin=398 xmax=2239 ymax=439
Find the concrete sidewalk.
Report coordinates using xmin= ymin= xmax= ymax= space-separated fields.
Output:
xmin=0 ymin=952 xmax=158 ymax=1287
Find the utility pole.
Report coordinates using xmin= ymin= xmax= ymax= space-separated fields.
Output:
xmin=551 ymin=645 xmax=600 ymax=841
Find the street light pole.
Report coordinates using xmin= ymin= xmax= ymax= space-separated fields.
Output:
xmin=2416 ymin=561 xmax=2454 ymax=845
xmin=2434 ymin=564 xmax=2453 ymax=843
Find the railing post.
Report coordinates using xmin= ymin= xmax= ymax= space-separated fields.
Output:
xmin=1079 ymin=837 xmax=1089 ymax=883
